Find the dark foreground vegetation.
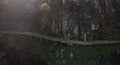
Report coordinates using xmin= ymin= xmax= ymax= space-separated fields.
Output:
xmin=0 ymin=0 xmax=120 ymax=65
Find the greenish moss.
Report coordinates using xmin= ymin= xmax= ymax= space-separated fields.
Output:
xmin=32 ymin=40 xmax=120 ymax=65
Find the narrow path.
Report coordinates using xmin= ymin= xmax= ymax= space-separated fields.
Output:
xmin=0 ymin=31 xmax=120 ymax=45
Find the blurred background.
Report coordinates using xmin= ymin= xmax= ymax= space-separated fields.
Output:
xmin=0 ymin=0 xmax=120 ymax=65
